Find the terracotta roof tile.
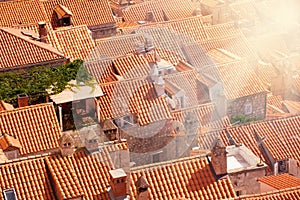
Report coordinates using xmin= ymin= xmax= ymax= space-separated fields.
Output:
xmin=93 ymin=34 xmax=145 ymax=59
xmin=200 ymin=35 xmax=257 ymax=61
xmin=50 ymin=25 xmax=95 ymax=61
xmin=0 ymin=27 xmax=66 ymax=70
xmin=122 ymin=0 xmax=194 ymax=22
xmin=0 ymin=101 xmax=13 ymax=112
xmin=0 ymin=1 xmax=48 ymax=27
xmin=235 ymin=186 xmax=300 ymax=200
xmin=254 ymin=61 xmax=277 ymax=89
xmin=258 ymin=174 xmax=300 ymax=190
xmin=0 ymin=140 xmax=128 ymax=200
xmin=0 ymin=134 xmax=22 ymax=150
xmin=0 ymin=157 xmax=56 ymax=200
xmin=130 ymin=156 xmax=236 ymax=200
xmin=164 ymin=70 xmax=204 ymax=107
xmin=201 ymin=61 xmax=266 ymax=100
xmin=0 ymin=103 xmax=61 ymax=156
xmin=42 ymin=0 xmax=115 ymax=28
xmin=267 ymin=94 xmax=284 ymax=112
xmin=84 ymin=59 xmax=117 ymax=84
xmin=282 ymin=100 xmax=300 ymax=115
xmin=45 ymin=155 xmax=84 ymax=199
xmin=98 ymin=78 xmax=171 ymax=125
xmin=113 ymin=55 xmax=151 ymax=79
xmin=217 ymin=115 xmax=300 ymax=166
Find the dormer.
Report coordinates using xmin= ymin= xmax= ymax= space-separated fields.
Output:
xmin=59 ymin=132 xmax=75 ymax=156
xmin=0 ymin=134 xmax=21 ymax=160
xmin=135 ymin=176 xmax=149 ymax=200
xmin=54 ymin=4 xmax=73 ymax=27
xmin=101 ymin=119 xmax=118 ymax=141
xmin=84 ymin=129 xmax=99 ymax=153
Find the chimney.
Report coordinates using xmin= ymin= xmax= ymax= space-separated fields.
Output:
xmin=146 ymin=11 xmax=156 ymax=22
xmin=59 ymin=132 xmax=75 ymax=157
xmin=84 ymin=129 xmax=99 ymax=153
xmin=108 ymin=168 xmax=128 ymax=199
xmin=211 ymin=137 xmax=227 ymax=176
xmin=38 ymin=21 xmax=48 ymax=43
xmin=135 ymin=176 xmax=149 ymax=200
xmin=17 ymin=94 xmax=28 ymax=107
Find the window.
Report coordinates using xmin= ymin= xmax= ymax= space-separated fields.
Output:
xmin=62 ymin=17 xmax=71 ymax=26
xmin=3 ymin=189 xmax=17 ymax=200
xmin=244 ymin=103 xmax=252 ymax=115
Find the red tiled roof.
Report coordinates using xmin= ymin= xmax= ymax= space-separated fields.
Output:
xmin=0 ymin=134 xmax=22 ymax=150
xmin=282 ymin=100 xmax=300 ymax=115
xmin=130 ymin=156 xmax=236 ymax=200
xmin=45 ymin=155 xmax=84 ymax=199
xmin=113 ymin=55 xmax=151 ymax=79
xmin=267 ymin=94 xmax=284 ymax=112
xmin=50 ymin=25 xmax=95 ymax=61
xmin=98 ymin=78 xmax=171 ymax=125
xmin=164 ymin=70 xmax=204 ymax=107
xmin=200 ymin=35 xmax=257 ymax=61
xmin=84 ymin=59 xmax=117 ymax=84
xmin=42 ymin=0 xmax=115 ymax=28
xmin=258 ymin=174 xmax=300 ymax=190
xmin=93 ymin=34 xmax=145 ymax=59
xmin=0 ymin=103 xmax=61 ymax=155
xmin=0 ymin=27 xmax=66 ymax=70
xmin=0 ymin=140 xmax=129 ymax=200
xmin=0 ymin=157 xmax=56 ymax=200
xmin=0 ymin=101 xmax=14 ymax=112
xmin=122 ymin=0 xmax=194 ymax=22
xmin=201 ymin=60 xmax=266 ymax=100
xmin=235 ymin=186 xmax=300 ymax=200
xmin=217 ymin=115 xmax=300 ymax=166
xmin=0 ymin=0 xmax=48 ymax=27
xmin=254 ymin=61 xmax=278 ymax=90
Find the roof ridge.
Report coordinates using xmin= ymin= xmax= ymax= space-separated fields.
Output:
xmin=131 ymin=155 xmax=204 ymax=171
xmin=237 ymin=185 xmax=300 ymax=199
xmin=0 ymin=152 xmax=53 ymax=165
xmin=0 ymin=27 xmax=65 ymax=58
xmin=0 ymin=102 xmax=54 ymax=114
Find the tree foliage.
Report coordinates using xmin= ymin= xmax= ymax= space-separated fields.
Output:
xmin=230 ymin=114 xmax=263 ymax=124
xmin=0 ymin=60 xmax=92 ymax=106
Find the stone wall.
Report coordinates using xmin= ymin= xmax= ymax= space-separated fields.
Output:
xmin=90 ymin=23 xmax=117 ymax=39
xmin=227 ymin=92 xmax=267 ymax=120
xmin=229 ymin=168 xmax=266 ymax=196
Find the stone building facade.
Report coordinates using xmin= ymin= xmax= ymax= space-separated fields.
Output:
xmin=227 ymin=92 xmax=267 ymax=120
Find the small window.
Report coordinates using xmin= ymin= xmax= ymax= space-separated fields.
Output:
xmin=236 ymin=190 xmax=241 ymax=196
xmin=62 ymin=17 xmax=71 ymax=26
xmin=3 ymin=188 xmax=17 ymax=200
xmin=245 ymin=103 xmax=252 ymax=115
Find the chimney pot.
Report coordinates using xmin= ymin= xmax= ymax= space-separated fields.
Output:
xmin=17 ymin=94 xmax=28 ymax=107
xmin=109 ymin=168 xmax=127 ymax=199
xmin=38 ymin=21 xmax=48 ymax=43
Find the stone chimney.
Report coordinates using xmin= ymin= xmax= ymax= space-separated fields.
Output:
xmin=149 ymin=64 xmax=165 ymax=97
xmin=17 ymin=94 xmax=28 ymax=107
xmin=145 ymin=35 xmax=155 ymax=53
xmin=135 ymin=39 xmax=146 ymax=56
xmin=146 ymin=11 xmax=156 ymax=22
xmin=38 ymin=21 xmax=48 ymax=43
xmin=211 ymin=137 xmax=227 ymax=176
xmin=135 ymin=176 xmax=149 ymax=200
xmin=84 ymin=129 xmax=99 ymax=153
xmin=108 ymin=168 xmax=128 ymax=199
xmin=59 ymin=132 xmax=75 ymax=157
